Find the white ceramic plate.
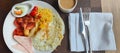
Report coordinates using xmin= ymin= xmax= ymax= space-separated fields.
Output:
xmin=3 ymin=1 xmax=64 ymax=53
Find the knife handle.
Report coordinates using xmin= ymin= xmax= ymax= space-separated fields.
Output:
xmin=81 ymin=33 xmax=89 ymax=53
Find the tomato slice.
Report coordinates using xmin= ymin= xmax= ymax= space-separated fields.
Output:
xmin=30 ymin=6 xmax=38 ymax=17
xmin=13 ymin=14 xmax=36 ymax=36
xmin=33 ymin=6 xmax=38 ymax=11
xmin=30 ymin=11 xmax=36 ymax=17
xmin=23 ymin=15 xmax=34 ymax=23
xmin=13 ymin=27 xmax=24 ymax=36
xmin=14 ymin=18 xmax=23 ymax=27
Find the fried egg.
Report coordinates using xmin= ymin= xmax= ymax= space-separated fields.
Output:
xmin=30 ymin=14 xmax=65 ymax=52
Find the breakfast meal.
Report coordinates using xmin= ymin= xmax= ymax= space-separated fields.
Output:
xmin=12 ymin=4 xmax=65 ymax=53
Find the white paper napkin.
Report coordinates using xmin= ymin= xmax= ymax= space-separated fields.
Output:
xmin=69 ymin=13 xmax=116 ymax=52
xmin=69 ymin=13 xmax=77 ymax=51
xmin=69 ymin=13 xmax=85 ymax=52
xmin=89 ymin=13 xmax=116 ymax=51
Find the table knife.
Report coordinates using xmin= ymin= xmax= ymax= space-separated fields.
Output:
xmin=79 ymin=8 xmax=89 ymax=53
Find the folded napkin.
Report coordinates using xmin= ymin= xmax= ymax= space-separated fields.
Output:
xmin=69 ymin=13 xmax=116 ymax=52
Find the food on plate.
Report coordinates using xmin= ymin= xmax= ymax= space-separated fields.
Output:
xmin=14 ymin=7 xmax=23 ymax=15
xmin=12 ymin=44 xmax=28 ymax=53
xmin=12 ymin=4 xmax=30 ymax=17
xmin=29 ymin=6 xmax=64 ymax=51
xmin=11 ymin=3 xmax=34 ymax=17
xmin=13 ymin=5 xmax=28 ymax=15
xmin=31 ymin=15 xmax=64 ymax=51
xmin=13 ymin=15 xmax=35 ymax=36
xmin=30 ymin=6 xmax=38 ymax=17
xmin=13 ymin=27 xmax=24 ymax=36
xmin=13 ymin=5 xmax=65 ymax=52
xmin=14 ymin=36 xmax=33 ymax=53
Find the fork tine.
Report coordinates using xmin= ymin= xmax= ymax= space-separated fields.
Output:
xmin=83 ymin=13 xmax=89 ymax=21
